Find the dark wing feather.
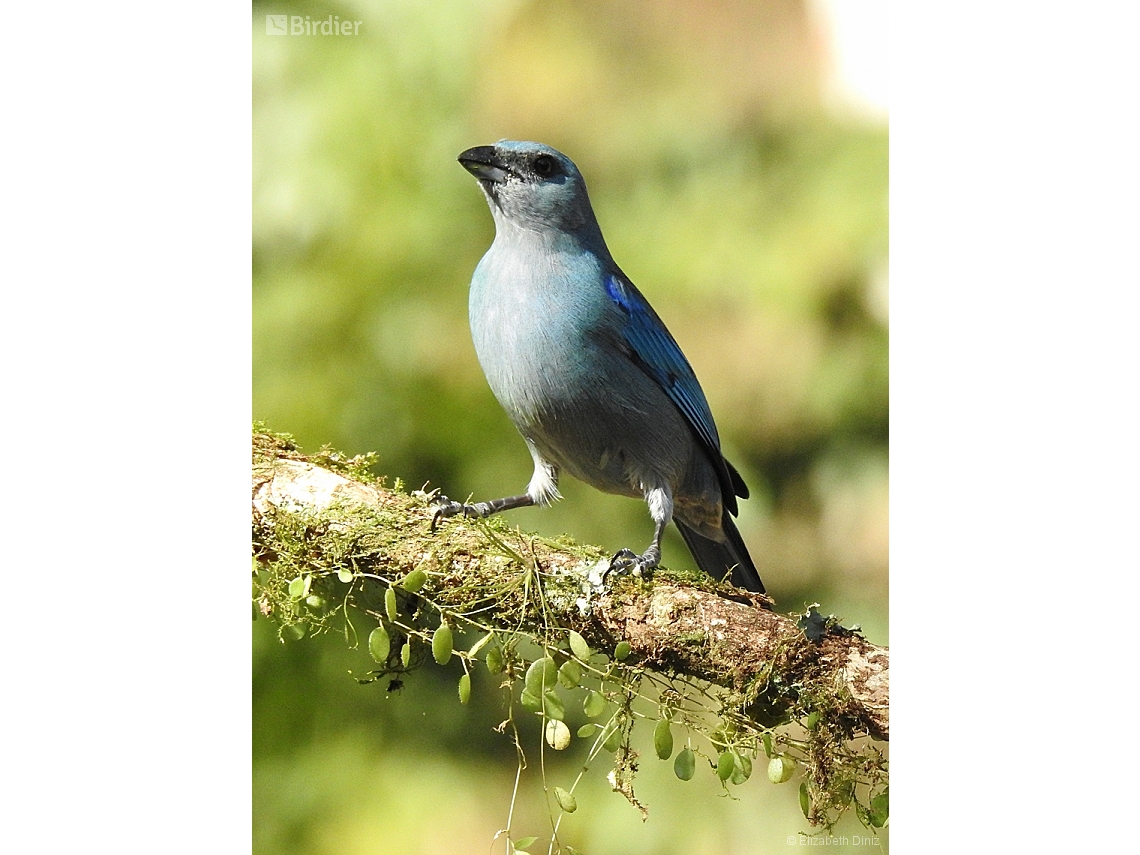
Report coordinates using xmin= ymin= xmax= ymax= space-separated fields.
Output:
xmin=604 ymin=274 xmax=745 ymax=511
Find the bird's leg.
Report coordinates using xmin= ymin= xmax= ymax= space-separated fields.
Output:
xmin=609 ymin=518 xmax=666 ymax=580
xmin=431 ymin=447 xmax=560 ymax=532
xmin=608 ymin=486 xmax=671 ymax=581
xmin=430 ymin=493 xmax=535 ymax=531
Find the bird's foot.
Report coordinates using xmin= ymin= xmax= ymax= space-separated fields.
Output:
xmin=429 ymin=494 xmax=491 ymax=531
xmin=576 ymin=547 xmax=659 ymax=615
xmin=606 ymin=547 xmax=660 ymax=583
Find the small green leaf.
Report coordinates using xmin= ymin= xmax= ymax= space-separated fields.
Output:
xmin=400 ymin=640 xmax=412 ymax=668
xmin=868 ymin=788 xmax=889 ymax=827
xmin=716 ymin=750 xmax=735 ymax=781
xmin=400 ymin=567 xmax=427 ymax=593
xmin=761 ymin=732 xmax=774 ymax=758
xmin=287 ymin=576 xmax=307 ymax=600
xmin=767 ymin=755 xmax=796 ymax=784
xmin=304 ymin=594 xmax=324 ymax=609
xmin=805 ymin=711 xmax=821 ymax=730
xmin=458 ymin=673 xmax=471 ymax=704
xmin=799 ymin=782 xmax=811 ymax=818
xmin=583 ymin=690 xmax=606 ymax=718
xmin=552 ymin=786 xmax=577 ymax=812
xmin=385 ymin=586 xmax=398 ymax=621
xmin=431 ymin=624 xmax=454 ymax=665
xmin=674 ymin=748 xmax=696 ymax=781
xmin=558 ymin=659 xmax=582 ymax=688
xmin=709 ymin=726 xmax=729 ymax=751
xmin=336 ymin=568 xmax=354 ymax=583
xmin=871 ymin=787 xmax=889 ymax=814
xmin=520 ymin=688 xmax=543 ymax=713
xmin=368 ymin=626 xmax=391 ymax=663
xmin=543 ymin=691 xmax=565 ymax=721
xmin=544 ymin=719 xmax=571 ymax=750
xmin=653 ymin=719 xmax=674 ymax=760
xmin=568 ymin=630 xmax=591 ymax=661
xmin=524 ymin=657 xmax=558 ymax=695
xmin=576 ymin=723 xmax=599 ymax=739
xmin=513 ymin=837 xmax=538 ymax=852
xmin=283 ymin=623 xmax=305 ymax=641
xmin=614 ymin=641 xmax=631 ymax=661
xmin=731 ymin=753 xmax=753 ymax=785
xmin=485 ymin=645 xmax=504 ymax=674
xmin=603 ymin=723 xmax=622 ymax=752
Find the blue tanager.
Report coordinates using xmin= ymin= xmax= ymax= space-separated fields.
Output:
xmin=432 ymin=141 xmax=764 ymax=593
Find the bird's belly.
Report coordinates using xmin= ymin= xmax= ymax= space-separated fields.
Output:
xmin=479 ymin=331 xmax=696 ymax=498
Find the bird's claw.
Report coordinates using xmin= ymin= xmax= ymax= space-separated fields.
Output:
xmin=606 ymin=548 xmax=658 ymax=583
xmin=429 ymin=495 xmax=486 ymax=532
xmin=574 ymin=549 xmax=658 ymax=615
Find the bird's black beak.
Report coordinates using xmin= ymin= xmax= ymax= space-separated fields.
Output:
xmin=458 ymin=146 xmax=509 ymax=184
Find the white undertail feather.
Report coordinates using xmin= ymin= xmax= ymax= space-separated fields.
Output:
xmin=525 ymin=440 xmax=562 ymax=506
xmin=644 ymin=485 xmax=674 ymax=527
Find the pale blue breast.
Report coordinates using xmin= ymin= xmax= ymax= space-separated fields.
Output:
xmin=468 ymin=230 xmax=612 ymax=431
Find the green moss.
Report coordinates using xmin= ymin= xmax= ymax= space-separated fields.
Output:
xmin=672 ymin=631 xmax=710 ymax=647
xmin=252 ymin=425 xmax=886 ymax=833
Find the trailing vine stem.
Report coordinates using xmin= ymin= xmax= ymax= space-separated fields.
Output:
xmin=252 ymin=426 xmax=888 ymax=839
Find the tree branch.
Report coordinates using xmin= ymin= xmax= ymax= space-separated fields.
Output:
xmin=251 ymin=429 xmax=888 ymax=742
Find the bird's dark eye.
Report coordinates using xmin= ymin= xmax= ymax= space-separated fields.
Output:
xmin=533 ymin=154 xmax=555 ymax=177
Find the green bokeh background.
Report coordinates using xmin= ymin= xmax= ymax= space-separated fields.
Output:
xmin=254 ymin=1 xmax=887 ymax=851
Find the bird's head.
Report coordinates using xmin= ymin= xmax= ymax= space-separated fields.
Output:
xmin=458 ymin=141 xmax=599 ymax=237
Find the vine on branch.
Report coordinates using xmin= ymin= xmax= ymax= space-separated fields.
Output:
xmin=251 ymin=426 xmax=888 ymax=848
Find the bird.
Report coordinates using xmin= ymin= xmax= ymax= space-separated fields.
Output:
xmin=432 ymin=140 xmax=764 ymax=594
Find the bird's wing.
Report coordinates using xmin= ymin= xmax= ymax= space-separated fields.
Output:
xmin=604 ymin=274 xmax=720 ymax=453
xmin=604 ymin=273 xmax=747 ymax=510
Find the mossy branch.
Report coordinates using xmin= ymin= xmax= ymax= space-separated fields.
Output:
xmin=252 ymin=428 xmax=888 ymax=744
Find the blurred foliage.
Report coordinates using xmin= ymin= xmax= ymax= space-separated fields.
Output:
xmin=253 ymin=0 xmax=886 ymax=852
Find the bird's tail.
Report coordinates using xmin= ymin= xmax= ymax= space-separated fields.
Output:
xmin=676 ymin=514 xmax=765 ymax=594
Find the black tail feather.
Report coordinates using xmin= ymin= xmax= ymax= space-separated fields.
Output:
xmin=675 ymin=514 xmax=764 ymax=594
